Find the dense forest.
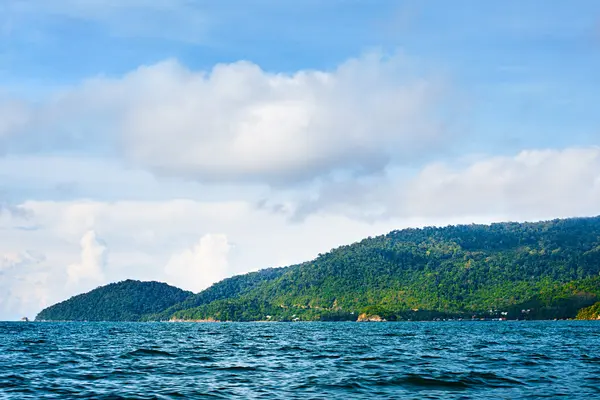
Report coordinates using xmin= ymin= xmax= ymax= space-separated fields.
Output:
xmin=141 ymin=267 xmax=289 ymax=321
xmin=172 ymin=217 xmax=600 ymax=321
xmin=36 ymin=217 xmax=600 ymax=322
xmin=35 ymin=280 xmax=192 ymax=321
xmin=576 ymin=302 xmax=600 ymax=320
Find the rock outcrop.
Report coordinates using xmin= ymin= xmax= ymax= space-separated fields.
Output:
xmin=357 ymin=313 xmax=386 ymax=322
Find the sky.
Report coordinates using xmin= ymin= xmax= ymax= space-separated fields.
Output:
xmin=0 ymin=0 xmax=599 ymax=320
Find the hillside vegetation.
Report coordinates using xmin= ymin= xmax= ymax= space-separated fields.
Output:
xmin=576 ymin=302 xmax=600 ymax=320
xmin=35 ymin=280 xmax=192 ymax=321
xmin=36 ymin=216 xmax=600 ymax=322
xmin=141 ymin=267 xmax=289 ymax=321
xmin=172 ymin=217 xmax=600 ymax=321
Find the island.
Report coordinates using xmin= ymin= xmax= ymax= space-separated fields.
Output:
xmin=36 ymin=216 xmax=600 ymax=322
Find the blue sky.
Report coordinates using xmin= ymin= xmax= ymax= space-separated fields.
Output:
xmin=0 ymin=1 xmax=599 ymax=320
xmin=2 ymin=1 xmax=599 ymax=159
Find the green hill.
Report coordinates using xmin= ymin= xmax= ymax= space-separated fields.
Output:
xmin=36 ymin=216 xmax=600 ymax=322
xmin=141 ymin=267 xmax=290 ymax=321
xmin=35 ymin=280 xmax=193 ymax=321
xmin=170 ymin=216 xmax=600 ymax=321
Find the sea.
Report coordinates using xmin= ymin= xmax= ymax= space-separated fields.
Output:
xmin=1 ymin=321 xmax=599 ymax=399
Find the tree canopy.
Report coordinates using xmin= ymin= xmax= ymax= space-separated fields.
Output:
xmin=172 ymin=217 xmax=600 ymax=321
xmin=37 ymin=216 xmax=600 ymax=322
xmin=36 ymin=280 xmax=192 ymax=321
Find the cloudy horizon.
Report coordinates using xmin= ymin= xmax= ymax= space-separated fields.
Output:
xmin=1 ymin=0 xmax=599 ymax=320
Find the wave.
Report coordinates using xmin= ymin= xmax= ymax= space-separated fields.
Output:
xmin=122 ymin=348 xmax=176 ymax=358
xmin=375 ymin=372 xmax=525 ymax=389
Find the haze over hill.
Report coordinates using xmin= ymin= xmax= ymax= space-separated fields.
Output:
xmin=36 ymin=216 xmax=600 ymax=322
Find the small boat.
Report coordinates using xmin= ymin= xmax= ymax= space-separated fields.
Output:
xmin=20 ymin=317 xmax=30 ymax=322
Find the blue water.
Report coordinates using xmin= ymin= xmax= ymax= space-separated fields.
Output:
xmin=1 ymin=321 xmax=599 ymax=399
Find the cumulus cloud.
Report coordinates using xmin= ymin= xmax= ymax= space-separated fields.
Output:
xmin=0 ymin=251 xmax=48 ymax=319
xmin=121 ymin=54 xmax=450 ymax=184
xmin=164 ymin=234 xmax=232 ymax=293
xmin=0 ymin=197 xmax=409 ymax=319
xmin=2 ymin=146 xmax=599 ymax=319
xmin=67 ymin=230 xmax=107 ymax=285
xmin=1 ymin=53 xmax=453 ymax=185
xmin=0 ymin=251 xmax=44 ymax=272
xmin=289 ymin=146 xmax=600 ymax=222
xmin=403 ymin=147 xmax=600 ymax=220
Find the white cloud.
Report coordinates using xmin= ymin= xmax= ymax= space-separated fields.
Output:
xmin=0 ymin=197 xmax=414 ymax=319
xmin=165 ymin=234 xmax=231 ymax=292
xmin=1 ymin=146 xmax=599 ymax=320
xmin=1 ymin=53 xmax=453 ymax=185
xmin=0 ymin=250 xmax=44 ymax=272
xmin=122 ymin=55 xmax=449 ymax=184
xmin=67 ymin=230 xmax=107 ymax=286
xmin=403 ymin=147 xmax=600 ymax=220
xmin=0 ymin=250 xmax=48 ymax=320
xmin=291 ymin=146 xmax=600 ymax=222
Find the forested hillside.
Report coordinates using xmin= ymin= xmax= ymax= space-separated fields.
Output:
xmin=35 ymin=280 xmax=192 ymax=321
xmin=36 ymin=217 xmax=600 ymax=322
xmin=172 ymin=217 xmax=600 ymax=321
xmin=141 ymin=267 xmax=289 ymax=321
xmin=576 ymin=302 xmax=600 ymax=320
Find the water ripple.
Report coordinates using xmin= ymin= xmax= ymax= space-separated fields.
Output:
xmin=0 ymin=321 xmax=599 ymax=399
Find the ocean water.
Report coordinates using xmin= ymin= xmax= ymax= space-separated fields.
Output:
xmin=1 ymin=321 xmax=599 ymax=399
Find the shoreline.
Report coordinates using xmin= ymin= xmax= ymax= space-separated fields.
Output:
xmin=27 ymin=318 xmax=599 ymax=323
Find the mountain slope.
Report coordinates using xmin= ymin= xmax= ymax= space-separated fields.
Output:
xmin=36 ymin=216 xmax=600 ymax=322
xmin=172 ymin=216 xmax=600 ymax=321
xmin=36 ymin=280 xmax=193 ymax=321
xmin=142 ymin=267 xmax=289 ymax=320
